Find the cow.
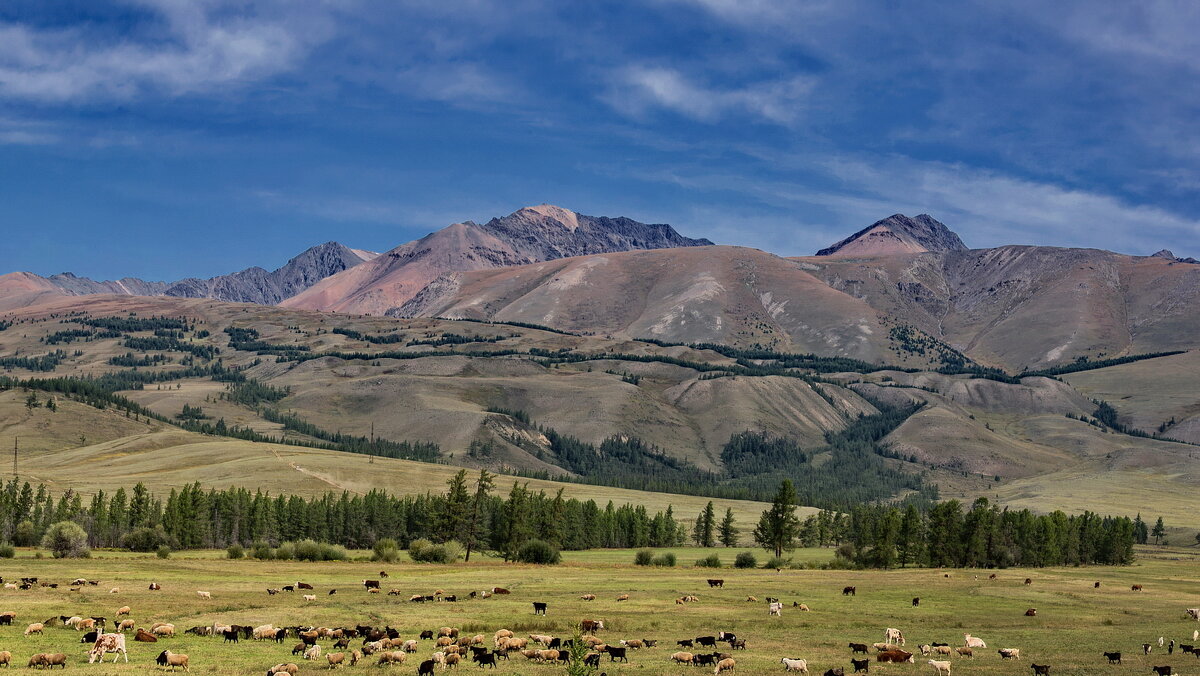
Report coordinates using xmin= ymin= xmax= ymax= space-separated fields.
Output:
xmin=708 ymin=579 xmax=724 ymax=588
xmin=88 ymin=633 xmax=128 ymax=663
xmin=581 ymin=620 xmax=604 ymax=633
xmin=964 ymin=635 xmax=987 ymax=648
xmin=1026 ymin=609 xmax=1038 ymax=617
xmin=1187 ymin=608 xmax=1200 ymax=621
xmin=843 ymin=586 xmax=857 ymax=596
xmin=878 ymin=651 xmax=914 ymax=663
xmin=1095 ymin=582 xmax=1101 ymax=588
xmin=1031 ymin=665 xmax=1051 ymax=676
xmin=1132 ymin=584 xmax=1144 ymax=591
xmin=532 ymin=602 xmax=547 ymax=616
xmin=362 ymin=580 xmax=380 ymax=590
xmin=296 ymin=582 xmax=313 ymax=590
xmin=1025 ymin=578 xmax=1033 ymax=585
xmin=913 ymin=598 xmax=920 ymax=607
xmin=492 ymin=587 xmax=510 ymax=595
xmin=1152 ymin=668 xmax=1173 ymax=676
xmin=1105 ymin=652 xmax=1122 ymax=664
xmin=885 ymin=629 xmax=905 ymax=646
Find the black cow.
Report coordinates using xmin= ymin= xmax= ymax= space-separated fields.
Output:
xmin=912 ymin=598 xmax=920 ymax=607
xmin=707 ymin=579 xmax=724 ymax=588
xmin=852 ymin=658 xmax=870 ymax=673
xmin=1031 ymin=665 xmax=1051 ymax=676
xmin=1105 ymin=652 xmax=1122 ymax=664
xmin=282 ymin=585 xmax=294 ymax=592
xmin=1152 ymin=668 xmax=1173 ymax=676
xmin=606 ymin=647 xmax=628 ymax=663
xmin=533 ymin=602 xmax=547 ymax=616
xmin=328 ymin=589 xmax=337 ymax=595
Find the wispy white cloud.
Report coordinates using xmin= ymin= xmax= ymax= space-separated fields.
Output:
xmin=610 ymin=66 xmax=813 ymax=124
xmin=0 ymin=0 xmax=334 ymax=102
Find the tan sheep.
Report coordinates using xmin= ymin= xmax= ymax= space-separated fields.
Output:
xmin=24 ymin=622 xmax=43 ymax=636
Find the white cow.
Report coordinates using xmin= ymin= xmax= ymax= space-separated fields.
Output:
xmin=1186 ymin=608 xmax=1200 ymax=621
xmin=964 ymin=634 xmax=987 ymax=648
xmin=781 ymin=658 xmax=808 ymax=673
xmin=885 ymin=628 xmax=906 ymax=646
xmin=88 ymin=633 xmax=128 ymax=663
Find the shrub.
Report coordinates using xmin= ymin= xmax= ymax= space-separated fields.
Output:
xmin=372 ymin=538 xmax=400 ymax=563
xmin=695 ymin=553 xmax=722 ymax=568
xmin=274 ymin=542 xmax=296 ymax=561
xmin=250 ymin=541 xmax=273 ymax=560
xmin=13 ymin=520 xmax=36 ymax=547
xmin=409 ymin=538 xmax=462 ymax=564
xmin=41 ymin=521 xmax=90 ymax=559
xmin=122 ymin=525 xmax=172 ymax=552
xmin=156 ymin=546 xmax=171 ymax=559
xmin=0 ymin=543 xmax=15 ymax=559
xmin=734 ymin=552 xmax=757 ymax=569
xmin=634 ymin=550 xmax=654 ymax=566
xmin=652 ymin=553 xmax=676 ymax=567
xmin=763 ymin=555 xmax=791 ymax=569
xmin=294 ymin=539 xmax=323 ymax=561
xmin=515 ymin=539 xmax=561 ymax=565
xmin=226 ymin=544 xmax=245 ymax=559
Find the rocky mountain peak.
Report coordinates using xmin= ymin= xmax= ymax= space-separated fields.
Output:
xmin=816 ymin=213 xmax=967 ymax=257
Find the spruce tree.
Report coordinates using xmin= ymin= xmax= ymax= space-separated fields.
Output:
xmin=753 ymin=479 xmax=801 ymax=557
xmin=718 ymin=507 xmax=739 ymax=547
xmin=1151 ymin=517 xmax=1166 ymax=545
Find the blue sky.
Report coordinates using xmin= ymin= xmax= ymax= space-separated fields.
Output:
xmin=2 ymin=0 xmax=1198 ymax=281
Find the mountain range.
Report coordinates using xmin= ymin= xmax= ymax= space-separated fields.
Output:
xmin=4 ymin=205 xmax=1200 ymax=526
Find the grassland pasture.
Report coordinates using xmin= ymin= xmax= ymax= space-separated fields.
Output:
xmin=0 ymin=547 xmax=1194 ymax=674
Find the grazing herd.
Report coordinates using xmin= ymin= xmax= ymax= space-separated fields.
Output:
xmin=0 ymin=568 xmax=1191 ymax=675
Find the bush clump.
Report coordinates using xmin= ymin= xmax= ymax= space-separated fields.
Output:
xmin=763 ymin=555 xmax=791 ymax=569
xmin=372 ymin=538 xmax=401 ymax=563
xmin=652 ymin=552 xmax=677 ymax=567
xmin=226 ymin=544 xmax=244 ymax=559
xmin=734 ymin=551 xmax=757 ymax=569
xmin=250 ymin=541 xmax=273 ymax=560
xmin=122 ymin=525 xmax=173 ymax=552
xmin=695 ymin=553 xmax=722 ymax=568
xmin=156 ymin=545 xmax=171 ymax=559
xmin=0 ymin=543 xmax=15 ymax=559
xmin=514 ymin=539 xmax=561 ymax=565
xmin=408 ymin=538 xmax=462 ymax=564
xmin=274 ymin=542 xmax=296 ymax=561
xmin=634 ymin=550 xmax=654 ymax=566
xmin=41 ymin=521 xmax=90 ymax=559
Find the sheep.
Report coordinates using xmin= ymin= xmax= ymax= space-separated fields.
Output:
xmin=109 ymin=587 xmax=119 ymax=594
xmin=536 ymin=650 xmax=560 ymax=662
xmin=253 ymin=625 xmax=276 ymax=640
xmin=746 ymin=596 xmax=758 ymax=602
xmin=267 ymin=663 xmax=299 ymax=676
xmin=116 ymin=606 xmax=130 ymax=617
xmin=446 ymin=653 xmax=462 ymax=668
xmin=956 ymin=648 xmax=973 ymax=659
xmin=782 ymin=658 xmax=809 ymax=672
xmin=302 ymin=594 xmax=316 ymax=602
xmin=1152 ymin=667 xmax=1173 ymax=676
xmin=196 ymin=591 xmax=211 ymax=599
xmin=928 ymin=660 xmax=951 ymax=676
xmin=494 ymin=630 xmax=513 ymax=646
xmin=616 ymin=594 xmax=630 ymax=601
xmin=1030 ymin=664 xmax=1051 ymax=675
xmin=32 ymin=654 xmax=67 ymax=669
xmin=715 ymin=657 xmax=737 ymax=675
xmin=920 ymin=645 xmax=932 ymax=656
xmin=327 ymin=652 xmax=346 ymax=668
xmin=304 ymin=645 xmax=322 ymax=661
xmin=0 ymin=651 xmax=8 ymax=667
xmin=1104 ymin=652 xmax=1122 ymax=664
xmin=1026 ymin=609 xmax=1037 ymax=616
xmin=851 ymin=658 xmax=870 ymax=672
xmin=377 ymin=651 xmax=406 ymax=665
xmin=24 ymin=622 xmax=43 ymax=636
xmin=152 ymin=624 xmax=175 ymax=636
xmin=1187 ymin=608 xmax=1200 ymax=621
xmin=156 ymin=650 xmax=189 ymax=671
xmin=964 ymin=635 xmax=987 ymax=648
xmin=418 ymin=660 xmax=436 ymax=676
xmin=580 ymin=594 xmax=596 ymax=601
xmin=672 ymin=652 xmax=695 ymax=664
xmin=999 ymin=649 xmax=1021 ymax=660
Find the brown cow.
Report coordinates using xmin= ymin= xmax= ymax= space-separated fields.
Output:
xmin=878 ymin=651 xmax=914 ymax=663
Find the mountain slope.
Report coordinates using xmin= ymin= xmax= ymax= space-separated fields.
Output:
xmin=803 ymin=245 xmax=1200 ymax=370
xmin=281 ymin=205 xmax=713 ymax=316
xmin=394 ymin=245 xmax=922 ymax=363
xmin=816 ymin=213 xmax=967 ymax=257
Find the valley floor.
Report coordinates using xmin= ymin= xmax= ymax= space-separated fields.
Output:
xmin=0 ymin=546 xmax=1195 ymax=674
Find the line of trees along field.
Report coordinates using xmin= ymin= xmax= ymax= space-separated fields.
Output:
xmin=0 ymin=475 xmax=1142 ymax=567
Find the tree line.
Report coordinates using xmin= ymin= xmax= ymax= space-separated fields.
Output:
xmin=752 ymin=480 xmax=1139 ymax=568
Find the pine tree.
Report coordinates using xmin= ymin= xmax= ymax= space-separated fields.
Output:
xmin=897 ymin=503 xmax=924 ymax=567
xmin=718 ymin=507 xmax=739 ymax=547
xmin=753 ymin=479 xmax=801 ymax=557
xmin=437 ymin=470 xmax=471 ymax=543
xmin=463 ymin=469 xmax=494 ymax=562
xmin=1151 ymin=517 xmax=1166 ymax=545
